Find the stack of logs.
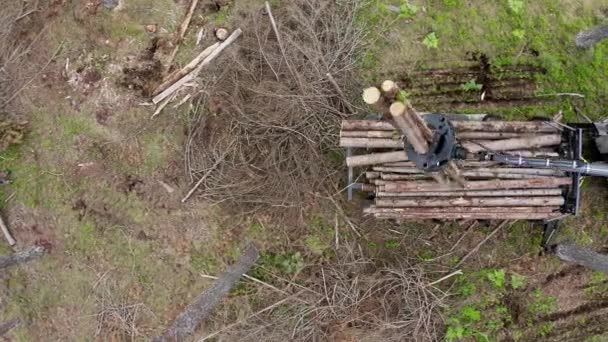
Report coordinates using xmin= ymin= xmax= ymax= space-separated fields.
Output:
xmin=341 ymin=81 xmax=570 ymax=221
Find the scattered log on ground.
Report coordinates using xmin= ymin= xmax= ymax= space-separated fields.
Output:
xmin=461 ymin=134 xmax=562 ymax=153
xmin=575 ymin=24 xmax=608 ymax=49
xmin=341 ymin=120 xmax=559 ymax=133
xmin=0 ymin=214 xmax=15 ymax=246
xmin=167 ymin=0 xmax=200 ymax=66
xmin=376 ymin=189 xmax=562 ymax=197
xmin=383 ymin=177 xmax=571 ymax=192
xmin=450 ymin=120 xmax=558 ymax=133
xmin=457 ymin=131 xmax=531 ymax=140
xmin=155 ymin=244 xmax=259 ymax=342
xmin=153 ymin=28 xmax=243 ymax=104
xmin=375 ymin=196 xmax=565 ymax=208
xmin=552 ymin=243 xmax=608 ymax=273
xmin=346 ymin=151 xmax=409 ymax=168
xmin=154 ymin=42 xmax=220 ymax=96
xmin=0 ymin=318 xmax=20 ymax=336
xmin=0 ymin=245 xmax=46 ymax=269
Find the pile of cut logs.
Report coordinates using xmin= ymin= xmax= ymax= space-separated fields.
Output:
xmin=341 ymin=81 xmax=570 ymax=221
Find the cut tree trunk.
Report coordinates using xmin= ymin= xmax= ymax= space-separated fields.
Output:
xmin=383 ymin=177 xmax=571 ymax=192
xmin=154 ymin=42 xmax=220 ymax=96
xmin=155 ymin=244 xmax=259 ymax=342
xmin=0 ymin=245 xmax=46 ymax=269
xmin=339 ymin=137 xmax=403 ymax=148
xmin=375 ymin=196 xmax=565 ymax=208
xmin=346 ymin=151 xmax=408 ymax=167
xmin=461 ymin=134 xmax=561 ymax=153
xmin=0 ymin=318 xmax=20 ymax=336
xmin=575 ymin=24 xmax=608 ymax=49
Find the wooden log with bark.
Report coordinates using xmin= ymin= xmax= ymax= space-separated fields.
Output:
xmin=155 ymin=244 xmax=259 ymax=342
xmin=340 ymin=120 xmax=559 ymax=133
xmin=375 ymin=196 xmax=565 ymax=208
xmin=0 ymin=245 xmax=46 ymax=269
xmin=376 ymin=188 xmax=563 ymax=197
xmin=373 ymin=212 xmax=560 ymax=220
xmin=346 ymin=151 xmax=408 ymax=167
xmin=365 ymin=206 xmax=559 ymax=214
xmin=153 ymin=28 xmax=243 ymax=104
xmin=461 ymin=134 xmax=562 ymax=153
xmin=383 ymin=177 xmax=571 ymax=192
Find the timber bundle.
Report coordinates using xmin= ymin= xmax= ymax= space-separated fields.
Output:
xmin=341 ymin=81 xmax=570 ymax=221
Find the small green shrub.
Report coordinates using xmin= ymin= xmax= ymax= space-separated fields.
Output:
xmin=461 ymin=79 xmax=483 ymax=91
xmin=422 ymin=32 xmax=439 ymax=49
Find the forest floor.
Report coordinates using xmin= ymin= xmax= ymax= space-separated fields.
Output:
xmin=1 ymin=0 xmax=608 ymax=341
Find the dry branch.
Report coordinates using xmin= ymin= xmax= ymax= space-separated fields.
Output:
xmin=452 ymin=220 xmax=512 ymax=269
xmin=153 ymin=28 xmax=243 ymax=104
xmin=154 ymin=42 xmax=220 ymax=96
xmin=326 ymin=73 xmax=356 ymax=114
xmin=375 ymin=196 xmax=565 ymax=208
xmin=156 ymin=244 xmax=259 ymax=342
xmin=0 ymin=318 xmax=19 ymax=336
xmin=0 ymin=214 xmax=15 ymax=246
xmin=166 ymin=0 xmax=200 ymax=66
xmin=339 ymin=137 xmax=403 ymax=148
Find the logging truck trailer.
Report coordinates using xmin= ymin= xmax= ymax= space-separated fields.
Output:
xmin=342 ymin=108 xmax=608 ymax=243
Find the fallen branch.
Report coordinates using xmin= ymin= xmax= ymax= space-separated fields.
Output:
xmin=383 ymin=177 xmax=571 ymax=192
xmin=182 ymin=142 xmax=233 ymax=203
xmin=0 ymin=214 xmax=15 ymax=246
xmin=0 ymin=318 xmax=20 ymax=336
xmin=575 ymin=24 xmax=608 ymax=49
xmin=326 ymin=73 xmax=356 ymax=114
xmin=0 ymin=245 xmax=46 ymax=269
xmin=452 ymin=220 xmax=512 ymax=269
xmin=153 ymin=29 xmax=242 ymax=104
xmin=154 ymin=42 xmax=220 ymax=96
xmin=166 ymin=0 xmax=200 ymax=66
xmin=156 ymin=244 xmax=260 ymax=342
xmin=375 ymin=196 xmax=565 ymax=208
xmin=461 ymin=134 xmax=562 ymax=153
